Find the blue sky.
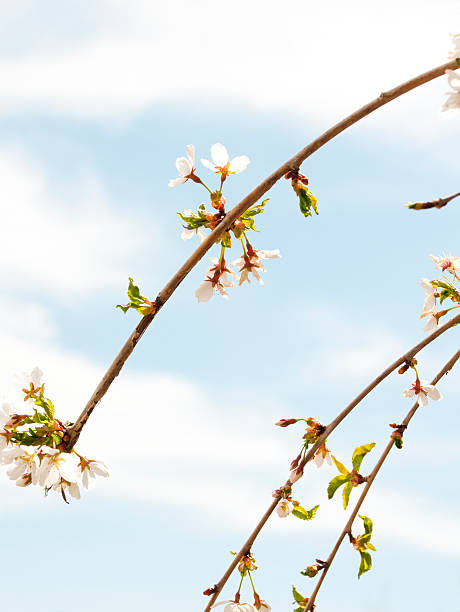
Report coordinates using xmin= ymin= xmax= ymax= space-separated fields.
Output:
xmin=0 ymin=2 xmax=459 ymax=611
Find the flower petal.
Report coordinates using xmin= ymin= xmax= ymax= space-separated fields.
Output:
xmin=201 ymin=158 xmax=216 ymax=171
xmin=210 ymin=143 xmax=229 ymax=167
xmin=195 ymin=281 xmax=214 ymax=303
xmin=228 ymin=155 xmax=250 ymax=174
xmin=168 ymin=176 xmax=187 ymax=187
xmin=176 ymin=157 xmax=192 ymax=177
xmin=425 ymin=385 xmax=442 ymax=401
xmin=185 ymin=144 xmax=195 ymax=165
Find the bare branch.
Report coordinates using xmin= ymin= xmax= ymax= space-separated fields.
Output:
xmin=407 ymin=190 xmax=460 ymax=210
xmin=305 ymin=348 xmax=460 ymax=611
xmin=203 ymin=314 xmax=460 ymax=610
xmin=66 ymin=57 xmax=458 ymax=451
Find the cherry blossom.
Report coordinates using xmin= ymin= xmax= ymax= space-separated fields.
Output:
xmin=38 ymin=449 xmax=79 ymax=488
xmin=168 ymin=144 xmax=196 ymax=187
xmin=314 ymin=443 xmax=332 ymax=468
xmin=232 ymin=248 xmax=281 ymax=286
xmin=430 ymin=253 xmax=460 ymax=274
xmin=77 ymin=456 xmax=110 ymax=489
xmin=420 ymin=278 xmax=437 ymax=312
xmin=442 ymin=70 xmax=460 ymax=112
xmin=212 ymin=601 xmax=257 ymax=612
xmin=7 ymin=449 xmax=39 ymax=486
xmin=180 ymin=210 xmax=207 ymax=242
xmin=402 ymin=379 xmax=442 ymax=407
xmin=201 ymin=143 xmax=250 ymax=179
xmin=448 ymin=33 xmax=460 ymax=59
xmin=195 ymin=258 xmax=235 ymax=302
xmin=276 ymin=498 xmax=293 ymax=517
xmin=15 ymin=367 xmax=43 ymax=403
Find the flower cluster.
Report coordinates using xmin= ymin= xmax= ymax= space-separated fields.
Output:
xmin=442 ymin=34 xmax=460 ymax=111
xmin=0 ymin=368 xmax=109 ymax=502
xmin=327 ymin=444 xmax=375 ymax=509
xmin=208 ymin=552 xmax=271 ymax=612
xmin=275 ymin=417 xmax=331 ymax=485
xmin=419 ymin=254 xmax=460 ymax=332
xmin=169 ymin=143 xmax=281 ymax=303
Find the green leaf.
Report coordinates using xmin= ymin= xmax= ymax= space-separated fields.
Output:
xmin=342 ymin=481 xmax=353 ymax=509
xmin=116 ymin=304 xmax=131 ymax=313
xmin=367 ymin=543 xmax=377 ymax=551
xmin=359 ymin=514 xmax=373 ymax=535
xmin=331 ymin=455 xmax=349 ymax=475
xmin=327 ymin=474 xmax=349 ymax=499
xmin=292 ymin=585 xmax=306 ymax=604
xmin=352 ymin=443 xmax=376 ymax=472
xmin=456 ymin=57 xmax=460 ymax=66
xmin=298 ymin=189 xmax=318 ymax=218
xmin=292 ymin=504 xmax=320 ymax=521
xmin=127 ymin=277 xmax=141 ymax=300
xmin=241 ymin=217 xmax=258 ymax=232
xmin=358 ymin=551 xmax=372 ymax=579
xmin=221 ymin=231 xmax=232 ymax=248
xmin=242 ymin=198 xmax=269 ymax=218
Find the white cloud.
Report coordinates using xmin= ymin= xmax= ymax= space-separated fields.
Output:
xmin=0 ymin=148 xmax=157 ymax=296
xmin=0 ymin=0 xmax=458 ymax=141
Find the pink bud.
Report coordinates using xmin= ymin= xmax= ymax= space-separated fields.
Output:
xmin=290 ymin=454 xmax=301 ymax=470
xmin=275 ymin=418 xmax=298 ymax=427
xmin=272 ymin=488 xmax=282 ymax=498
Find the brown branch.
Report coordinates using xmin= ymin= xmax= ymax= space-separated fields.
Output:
xmin=407 ymin=190 xmax=460 ymax=210
xmin=65 ymin=57 xmax=458 ymax=451
xmin=203 ymin=313 xmax=460 ymax=611
xmin=305 ymin=348 xmax=460 ymax=611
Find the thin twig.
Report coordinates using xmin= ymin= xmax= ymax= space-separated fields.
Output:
xmin=203 ymin=313 xmax=460 ymax=611
xmin=407 ymin=190 xmax=460 ymax=210
xmin=305 ymin=348 xmax=460 ymax=611
xmin=65 ymin=57 xmax=458 ymax=451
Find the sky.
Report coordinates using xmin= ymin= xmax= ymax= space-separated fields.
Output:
xmin=0 ymin=1 xmax=459 ymax=611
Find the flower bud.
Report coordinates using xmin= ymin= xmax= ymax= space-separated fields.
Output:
xmin=275 ymin=418 xmax=298 ymax=427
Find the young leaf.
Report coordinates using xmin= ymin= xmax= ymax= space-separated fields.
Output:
xmin=298 ymin=189 xmax=318 ymax=218
xmin=327 ymin=474 xmax=349 ymax=499
xmin=359 ymin=514 xmax=373 ymax=535
xmin=292 ymin=585 xmax=306 ymax=604
xmin=358 ymin=551 xmax=372 ymax=579
xmin=292 ymin=504 xmax=320 ymax=521
xmin=342 ymin=481 xmax=353 ymax=509
xmin=331 ymin=455 xmax=349 ymax=475
xmin=352 ymin=443 xmax=376 ymax=472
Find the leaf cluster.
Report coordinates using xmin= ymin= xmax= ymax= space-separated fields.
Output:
xmin=116 ymin=278 xmax=156 ymax=316
xmin=354 ymin=515 xmax=376 ymax=579
xmin=327 ymin=443 xmax=375 ymax=508
xmin=431 ymin=279 xmax=460 ymax=305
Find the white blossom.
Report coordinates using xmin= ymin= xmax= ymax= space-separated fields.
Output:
xmin=0 ymin=445 xmax=25 ymax=465
xmin=78 ymin=457 xmax=110 ymax=489
xmin=420 ymin=278 xmax=437 ymax=312
xmin=314 ymin=445 xmax=332 ymax=468
xmin=429 ymin=253 xmax=460 ymax=274
xmin=276 ymin=499 xmax=293 ymax=517
xmin=421 ymin=310 xmax=440 ymax=333
xmin=258 ymin=602 xmax=271 ymax=612
xmin=448 ymin=33 xmax=460 ymax=59
xmin=442 ymin=69 xmax=460 ymax=112
xmin=7 ymin=450 xmax=39 ymax=485
xmin=402 ymin=379 xmax=442 ymax=407
xmin=168 ymin=145 xmax=196 ymax=187
xmin=0 ymin=402 xmax=14 ymax=429
xmin=14 ymin=367 xmax=43 ymax=403
xmin=290 ymin=468 xmax=303 ymax=484
xmin=38 ymin=450 xmax=79 ymax=488
xmin=195 ymin=258 xmax=235 ymax=303
xmin=212 ymin=601 xmax=257 ymax=612
xmin=201 ymin=143 xmax=250 ymax=176
xmin=232 ymin=249 xmax=281 ymax=286
xmin=53 ymin=479 xmax=81 ymax=500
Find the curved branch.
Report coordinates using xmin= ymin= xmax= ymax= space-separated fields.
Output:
xmin=66 ymin=57 xmax=458 ymax=451
xmin=408 ymin=190 xmax=460 ymax=211
xmin=305 ymin=348 xmax=460 ymax=611
xmin=203 ymin=313 xmax=460 ymax=611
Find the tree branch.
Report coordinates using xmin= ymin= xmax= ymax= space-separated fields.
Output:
xmin=65 ymin=57 xmax=458 ymax=451
xmin=305 ymin=347 xmax=460 ymax=611
xmin=408 ymin=190 xmax=460 ymax=210
xmin=203 ymin=313 xmax=460 ymax=611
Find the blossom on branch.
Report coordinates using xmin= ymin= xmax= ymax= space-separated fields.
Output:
xmin=195 ymin=258 xmax=235 ymax=302
xmin=168 ymin=144 xmax=197 ymax=187
xmin=442 ymin=69 xmax=460 ymax=112
xmin=402 ymin=379 xmax=442 ymax=407
xmin=430 ymin=253 xmax=460 ymax=274
xmin=201 ymin=143 xmax=250 ymax=179
xmin=232 ymin=247 xmax=281 ymax=286
xmin=448 ymin=32 xmax=460 ymax=59
xmin=420 ymin=278 xmax=437 ymax=312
